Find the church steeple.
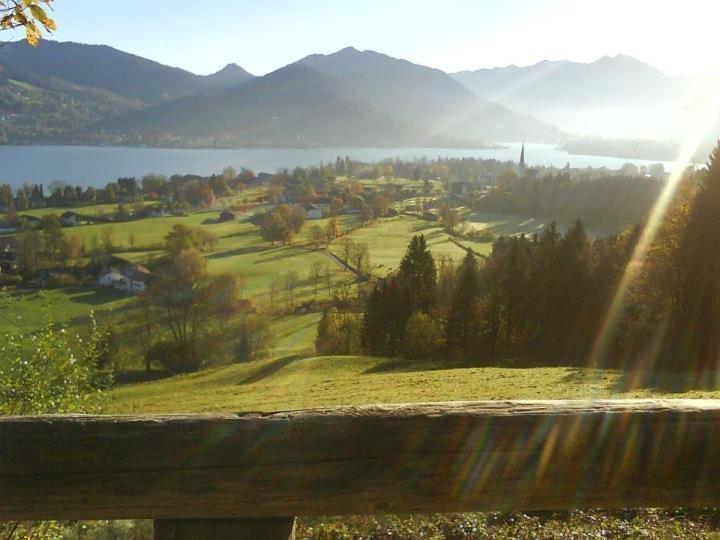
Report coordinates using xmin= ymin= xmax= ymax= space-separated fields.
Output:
xmin=519 ymin=141 xmax=526 ymax=169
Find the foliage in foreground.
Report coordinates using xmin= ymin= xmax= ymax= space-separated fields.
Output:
xmin=26 ymin=509 xmax=720 ymax=539
xmin=0 ymin=294 xmax=110 ymax=538
xmin=297 ymin=509 xmax=720 ymax=539
xmin=0 ymin=297 xmax=109 ymax=415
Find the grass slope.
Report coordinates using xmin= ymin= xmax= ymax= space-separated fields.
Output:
xmin=108 ymin=354 xmax=696 ymax=414
xmin=333 ymin=215 xmax=492 ymax=275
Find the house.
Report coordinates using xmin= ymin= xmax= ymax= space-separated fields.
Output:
xmin=0 ymin=235 xmax=17 ymax=253
xmin=136 ymin=205 xmax=166 ymax=219
xmin=450 ymin=181 xmax=471 ymax=196
xmin=123 ymin=264 xmax=152 ymax=294
xmin=478 ymin=173 xmax=498 ymax=186
xmin=313 ymin=198 xmax=333 ymax=214
xmin=18 ymin=215 xmax=41 ymax=228
xmin=59 ymin=211 xmax=83 ymax=227
xmin=98 ymin=264 xmax=152 ymax=295
xmin=218 ymin=210 xmax=236 ymax=222
xmin=0 ymin=235 xmax=17 ymax=272
xmin=303 ymin=202 xmax=322 ymax=220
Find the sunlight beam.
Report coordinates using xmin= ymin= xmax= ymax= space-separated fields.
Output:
xmin=587 ymin=82 xmax=720 ymax=368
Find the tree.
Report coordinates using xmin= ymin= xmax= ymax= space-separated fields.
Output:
xmin=351 ymin=241 xmax=370 ymax=275
xmin=308 ymin=225 xmax=324 ymax=249
xmin=309 ymin=260 xmax=323 ymax=296
xmin=338 ymin=237 xmax=355 ymax=270
xmin=316 ymin=308 xmax=362 ymax=355
xmin=398 ymin=234 xmax=437 ymax=315
xmin=137 ymin=294 xmax=157 ymax=372
xmin=290 ymin=204 xmax=307 ymax=234
xmin=330 ymin=197 xmax=344 ymax=216
xmin=222 ymin=166 xmax=237 ymax=181
xmin=40 ymin=213 xmax=66 ymax=261
xmin=165 ymin=224 xmax=197 ymax=255
xmin=100 ymin=227 xmax=115 ymax=256
xmin=325 ymin=216 xmax=340 ymax=242
xmin=15 ymin=189 xmax=29 ymax=211
xmin=284 ymin=270 xmax=299 ymax=310
xmin=117 ymin=203 xmax=131 ymax=221
xmin=0 ymin=0 xmax=57 ymax=46
xmin=659 ymin=144 xmax=720 ymax=373
xmin=149 ymin=249 xmax=211 ymax=372
xmin=15 ymin=221 xmax=43 ymax=277
xmin=236 ymin=315 xmax=275 ymax=362
xmin=447 ymin=250 xmax=480 ymax=358
xmin=268 ymin=279 xmax=279 ymax=307
xmin=370 ymin=193 xmax=390 ymax=218
xmin=403 ymin=311 xmax=444 ymax=360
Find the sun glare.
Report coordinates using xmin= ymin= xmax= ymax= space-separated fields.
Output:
xmin=587 ymin=81 xmax=720 ymax=370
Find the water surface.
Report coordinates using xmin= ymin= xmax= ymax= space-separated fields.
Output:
xmin=0 ymin=143 xmax=680 ymax=187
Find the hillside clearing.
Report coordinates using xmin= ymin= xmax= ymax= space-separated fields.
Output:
xmin=108 ymin=355 xmax=706 ymax=414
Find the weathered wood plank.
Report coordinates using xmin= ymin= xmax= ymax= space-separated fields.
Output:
xmin=2 ymin=399 xmax=720 ymax=520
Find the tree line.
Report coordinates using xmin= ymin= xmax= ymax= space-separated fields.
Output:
xmin=318 ymin=144 xmax=720 ymax=380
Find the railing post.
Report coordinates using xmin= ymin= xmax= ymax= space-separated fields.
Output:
xmin=154 ymin=517 xmax=296 ymax=540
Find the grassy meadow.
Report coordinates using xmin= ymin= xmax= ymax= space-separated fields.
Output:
xmin=109 ymin=352 xmax=720 ymax=414
xmin=8 ymin=190 xmax=637 ymax=408
xmin=332 ymin=215 xmax=492 ymax=275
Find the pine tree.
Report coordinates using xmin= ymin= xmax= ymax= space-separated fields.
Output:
xmin=666 ymin=143 xmax=720 ymax=372
xmin=447 ymin=250 xmax=480 ymax=358
xmin=398 ymin=235 xmax=437 ymax=315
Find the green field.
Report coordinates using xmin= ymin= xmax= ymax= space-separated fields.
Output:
xmin=467 ymin=211 xmax=607 ymax=239
xmin=332 ymin=215 xmax=492 ymax=275
xmin=0 ymin=287 xmax=131 ymax=330
xmin=109 ymin=353 xmax=718 ymax=414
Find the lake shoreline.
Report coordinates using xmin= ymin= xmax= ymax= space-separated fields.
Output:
xmin=0 ymin=143 xmax=680 ymax=187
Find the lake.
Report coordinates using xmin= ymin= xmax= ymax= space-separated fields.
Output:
xmin=0 ymin=143 xmax=680 ymax=187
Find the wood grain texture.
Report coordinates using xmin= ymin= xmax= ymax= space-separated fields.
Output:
xmin=2 ymin=399 xmax=720 ymax=520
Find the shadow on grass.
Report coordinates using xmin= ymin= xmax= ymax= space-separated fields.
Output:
xmin=257 ymin=248 xmax=305 ymax=264
xmin=67 ymin=287 xmax=129 ymax=306
xmin=239 ymin=354 xmax=310 ymax=385
xmin=610 ymin=369 xmax=720 ymax=394
xmin=411 ymin=224 xmax=444 ymax=234
xmin=363 ymin=357 xmax=479 ymax=374
xmin=113 ymin=369 xmax=174 ymax=385
xmin=221 ymin=228 xmax=258 ymax=240
xmin=206 ymin=245 xmax=268 ymax=260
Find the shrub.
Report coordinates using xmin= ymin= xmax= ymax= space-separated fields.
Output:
xmin=46 ymin=273 xmax=78 ymax=289
xmin=316 ymin=308 xmax=362 ymax=355
xmin=402 ymin=311 xmax=444 ymax=360
xmin=0 ymin=273 xmax=22 ymax=287
xmin=235 ymin=314 xmax=275 ymax=362
xmin=147 ymin=340 xmax=201 ymax=373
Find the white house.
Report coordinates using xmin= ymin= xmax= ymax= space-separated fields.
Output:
xmin=99 ymin=264 xmax=152 ymax=295
xmin=303 ymin=202 xmax=322 ymax=220
xmin=59 ymin=211 xmax=82 ymax=227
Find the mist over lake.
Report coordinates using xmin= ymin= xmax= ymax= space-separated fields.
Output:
xmin=0 ymin=143 xmax=678 ymax=188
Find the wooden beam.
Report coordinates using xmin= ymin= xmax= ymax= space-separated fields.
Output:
xmin=2 ymin=400 xmax=720 ymax=520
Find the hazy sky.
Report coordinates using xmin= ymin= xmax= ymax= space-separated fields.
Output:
xmin=30 ymin=0 xmax=720 ymax=77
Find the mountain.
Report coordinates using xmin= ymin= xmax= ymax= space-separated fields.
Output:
xmin=103 ymin=47 xmax=562 ymax=147
xmin=296 ymin=47 xmax=562 ymax=144
xmin=0 ymin=40 xmax=256 ymax=145
xmin=0 ymin=41 xmax=560 ymax=147
xmin=0 ymin=40 xmax=255 ymax=104
xmin=202 ymin=63 xmax=254 ymax=89
xmin=101 ymin=64 xmax=424 ymax=147
xmin=453 ymin=55 xmax=694 ymax=139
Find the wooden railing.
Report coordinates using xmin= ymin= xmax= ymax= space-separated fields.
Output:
xmin=3 ymin=400 xmax=720 ymax=539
